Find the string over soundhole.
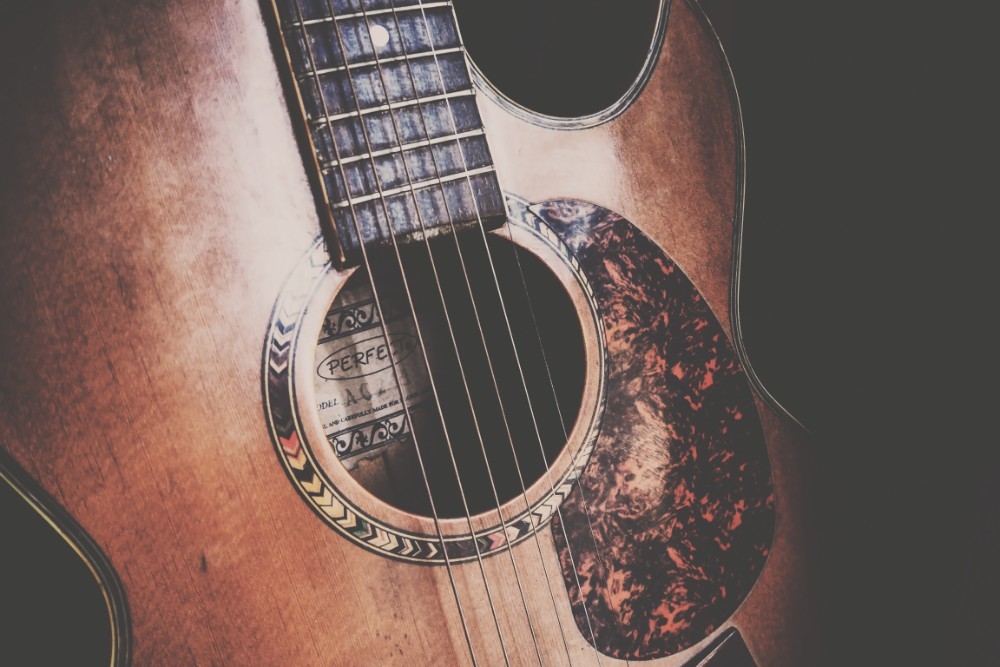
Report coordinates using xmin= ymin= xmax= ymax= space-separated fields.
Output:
xmin=313 ymin=232 xmax=586 ymax=518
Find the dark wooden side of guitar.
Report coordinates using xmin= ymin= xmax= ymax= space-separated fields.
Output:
xmin=0 ymin=0 xmax=821 ymax=664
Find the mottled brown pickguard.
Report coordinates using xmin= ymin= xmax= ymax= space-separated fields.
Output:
xmin=528 ymin=199 xmax=774 ymax=659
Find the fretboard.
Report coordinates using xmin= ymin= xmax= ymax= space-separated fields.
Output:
xmin=270 ymin=0 xmax=506 ymax=265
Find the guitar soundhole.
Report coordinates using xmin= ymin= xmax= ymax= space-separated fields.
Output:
xmin=313 ymin=232 xmax=586 ymax=519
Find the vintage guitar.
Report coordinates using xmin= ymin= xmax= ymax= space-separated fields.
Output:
xmin=0 ymin=0 xmax=819 ymax=664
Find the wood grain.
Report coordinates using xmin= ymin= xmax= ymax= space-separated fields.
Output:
xmin=0 ymin=0 xmax=821 ymax=664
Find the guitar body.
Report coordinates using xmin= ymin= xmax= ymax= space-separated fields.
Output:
xmin=0 ymin=1 xmax=820 ymax=665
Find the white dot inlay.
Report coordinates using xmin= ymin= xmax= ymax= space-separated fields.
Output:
xmin=370 ymin=24 xmax=390 ymax=49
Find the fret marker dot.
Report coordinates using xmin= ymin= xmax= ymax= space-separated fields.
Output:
xmin=370 ymin=24 xmax=390 ymax=48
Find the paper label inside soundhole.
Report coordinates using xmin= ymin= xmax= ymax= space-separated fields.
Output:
xmin=313 ymin=282 xmax=430 ymax=470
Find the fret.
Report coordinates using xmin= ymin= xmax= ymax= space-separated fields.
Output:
xmin=291 ymin=3 xmax=451 ymax=29
xmin=309 ymin=89 xmax=475 ymax=128
xmin=275 ymin=0 xmax=431 ymax=27
xmin=296 ymin=52 xmax=471 ymax=118
xmin=327 ymin=165 xmax=496 ymax=209
xmin=310 ymin=95 xmax=482 ymax=168
xmin=284 ymin=6 xmax=459 ymax=73
xmin=298 ymin=46 xmax=463 ymax=80
xmin=276 ymin=0 xmax=417 ymax=26
xmin=270 ymin=0 xmax=507 ymax=265
xmin=322 ymin=128 xmax=484 ymax=168
xmin=324 ymin=135 xmax=494 ymax=203
xmin=329 ymin=170 xmax=506 ymax=257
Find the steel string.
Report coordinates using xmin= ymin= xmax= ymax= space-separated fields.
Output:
xmin=283 ymin=0 xmax=478 ymax=663
xmin=344 ymin=3 xmax=560 ymax=665
xmin=378 ymin=2 xmax=583 ymax=665
xmin=317 ymin=0 xmax=518 ymax=663
xmin=410 ymin=2 xmax=639 ymax=663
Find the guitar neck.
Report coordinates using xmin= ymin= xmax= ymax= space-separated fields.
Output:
xmin=270 ymin=0 xmax=507 ymax=265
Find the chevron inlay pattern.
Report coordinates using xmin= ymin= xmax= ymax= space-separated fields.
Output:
xmin=262 ymin=201 xmax=607 ymax=563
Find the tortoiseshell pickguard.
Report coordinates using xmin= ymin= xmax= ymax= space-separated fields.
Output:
xmin=524 ymin=199 xmax=774 ymax=659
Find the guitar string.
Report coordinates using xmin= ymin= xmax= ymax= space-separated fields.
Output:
xmin=291 ymin=1 xmax=616 ymax=664
xmin=373 ymin=2 xmax=609 ymax=663
xmin=282 ymin=1 xmax=479 ymax=664
xmin=316 ymin=1 xmax=516 ymax=664
xmin=424 ymin=3 xmax=648 ymax=664
xmin=411 ymin=2 xmax=615 ymax=663
xmin=377 ymin=1 xmax=599 ymax=663
xmin=339 ymin=2 xmax=549 ymax=665
xmin=374 ymin=0 xmax=584 ymax=664
xmin=497 ymin=228 xmax=633 ymax=667
xmin=342 ymin=3 xmax=627 ymax=664
xmin=376 ymin=2 xmax=580 ymax=665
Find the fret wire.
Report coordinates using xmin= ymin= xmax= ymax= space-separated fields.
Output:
xmin=285 ymin=2 xmax=450 ymax=27
xmin=296 ymin=46 xmax=462 ymax=79
xmin=320 ymin=128 xmax=484 ymax=168
xmin=278 ymin=0 xmax=504 ymax=245
xmin=328 ymin=165 xmax=495 ymax=208
xmin=309 ymin=89 xmax=474 ymax=125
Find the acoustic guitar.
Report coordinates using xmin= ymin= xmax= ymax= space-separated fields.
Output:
xmin=0 ymin=0 xmax=820 ymax=664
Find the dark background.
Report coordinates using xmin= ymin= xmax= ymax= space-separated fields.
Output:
xmin=1 ymin=1 xmax=994 ymax=664
xmin=716 ymin=1 xmax=996 ymax=663
xmin=717 ymin=1 xmax=996 ymax=664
